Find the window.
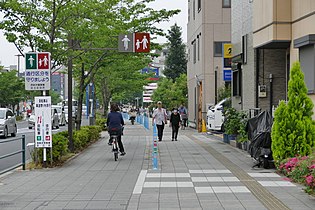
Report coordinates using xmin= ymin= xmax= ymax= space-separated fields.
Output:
xmin=197 ymin=35 xmax=200 ymax=61
xmin=193 ymin=0 xmax=196 ymax=20
xmin=222 ymin=0 xmax=231 ymax=8
xmin=193 ymin=40 xmax=196 ymax=64
xmin=214 ymin=42 xmax=223 ymax=57
xmin=242 ymin=34 xmax=247 ymax=64
xmin=232 ymin=64 xmax=242 ymax=96
xmin=198 ymin=0 xmax=201 ymax=12
xmin=188 ymin=0 xmax=190 ymax=21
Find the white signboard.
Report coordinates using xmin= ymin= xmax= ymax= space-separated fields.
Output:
xmin=34 ymin=96 xmax=52 ymax=148
xmin=25 ymin=52 xmax=51 ymax=90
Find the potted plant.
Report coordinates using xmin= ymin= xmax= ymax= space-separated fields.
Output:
xmin=223 ymin=108 xmax=241 ymax=143
xmin=237 ymin=113 xmax=249 ymax=150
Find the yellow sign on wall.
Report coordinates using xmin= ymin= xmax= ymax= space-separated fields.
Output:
xmin=223 ymin=44 xmax=232 ymax=58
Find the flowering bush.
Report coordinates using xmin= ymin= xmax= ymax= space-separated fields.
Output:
xmin=278 ymin=153 xmax=315 ymax=194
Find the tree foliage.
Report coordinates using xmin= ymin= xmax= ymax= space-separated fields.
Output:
xmin=271 ymin=62 xmax=315 ymax=161
xmin=163 ymin=24 xmax=187 ymax=80
xmin=0 ymin=70 xmax=24 ymax=107
xmin=0 ymin=0 xmax=180 ymax=120
xmin=151 ymin=74 xmax=188 ymax=110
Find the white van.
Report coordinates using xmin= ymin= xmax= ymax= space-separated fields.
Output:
xmin=206 ymin=98 xmax=231 ymax=131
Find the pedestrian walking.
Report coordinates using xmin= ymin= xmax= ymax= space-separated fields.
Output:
xmin=178 ymin=104 xmax=188 ymax=128
xmin=170 ymin=108 xmax=181 ymax=141
xmin=152 ymin=101 xmax=168 ymax=141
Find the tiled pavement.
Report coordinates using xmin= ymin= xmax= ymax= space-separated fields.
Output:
xmin=0 ymin=122 xmax=314 ymax=210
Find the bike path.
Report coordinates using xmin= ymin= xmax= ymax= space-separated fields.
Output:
xmin=0 ymin=122 xmax=314 ymax=209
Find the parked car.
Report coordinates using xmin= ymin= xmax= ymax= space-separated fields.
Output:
xmin=206 ymin=98 xmax=231 ymax=131
xmin=28 ymin=114 xmax=35 ymax=129
xmin=0 ymin=108 xmax=17 ymax=138
xmin=51 ymin=108 xmax=60 ymax=129
xmin=52 ymin=105 xmax=66 ymax=126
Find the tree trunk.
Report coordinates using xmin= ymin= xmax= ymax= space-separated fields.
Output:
xmin=76 ymin=63 xmax=85 ymax=130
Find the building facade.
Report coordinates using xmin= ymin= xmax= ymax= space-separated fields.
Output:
xmin=230 ymin=0 xmax=315 ymax=117
xmin=187 ymin=0 xmax=231 ymax=131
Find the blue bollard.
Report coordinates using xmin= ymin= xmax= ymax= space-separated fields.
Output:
xmin=152 ymin=123 xmax=158 ymax=170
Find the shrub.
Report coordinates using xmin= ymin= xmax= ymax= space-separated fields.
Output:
xmin=16 ymin=116 xmax=23 ymax=121
xmin=96 ymin=118 xmax=107 ymax=131
xmin=81 ymin=125 xmax=102 ymax=142
xmin=223 ymin=108 xmax=247 ymax=140
xmin=272 ymin=62 xmax=315 ymax=162
xmin=33 ymin=132 xmax=69 ymax=163
xmin=73 ymin=129 xmax=89 ymax=151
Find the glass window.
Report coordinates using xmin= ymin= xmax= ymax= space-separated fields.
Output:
xmin=0 ymin=110 xmax=5 ymax=119
xmin=193 ymin=41 xmax=197 ymax=64
xmin=193 ymin=0 xmax=195 ymax=20
xmin=223 ymin=0 xmax=231 ymax=8
xmin=214 ymin=42 xmax=223 ymax=57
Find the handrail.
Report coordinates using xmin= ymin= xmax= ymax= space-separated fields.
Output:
xmin=0 ymin=135 xmax=26 ymax=175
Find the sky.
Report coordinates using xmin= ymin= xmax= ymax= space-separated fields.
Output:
xmin=0 ymin=0 xmax=188 ymax=69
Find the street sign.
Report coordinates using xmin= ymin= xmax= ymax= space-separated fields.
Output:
xmin=118 ymin=34 xmax=134 ymax=52
xmin=223 ymin=69 xmax=232 ymax=81
xmin=223 ymin=43 xmax=232 ymax=58
xmin=118 ymin=32 xmax=150 ymax=53
xmin=135 ymin=33 xmax=150 ymax=53
xmin=34 ymin=96 xmax=52 ymax=148
xmin=25 ymin=52 xmax=51 ymax=90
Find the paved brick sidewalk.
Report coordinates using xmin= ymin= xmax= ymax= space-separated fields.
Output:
xmin=0 ymin=122 xmax=314 ymax=209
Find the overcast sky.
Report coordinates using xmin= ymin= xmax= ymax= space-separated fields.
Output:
xmin=0 ymin=0 xmax=187 ymax=68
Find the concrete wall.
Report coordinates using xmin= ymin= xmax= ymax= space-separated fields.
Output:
xmin=187 ymin=0 xmax=231 ymax=127
xmin=231 ymin=0 xmax=256 ymax=111
xmin=257 ymin=49 xmax=287 ymax=111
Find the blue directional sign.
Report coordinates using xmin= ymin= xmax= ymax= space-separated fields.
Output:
xmin=223 ymin=69 xmax=232 ymax=81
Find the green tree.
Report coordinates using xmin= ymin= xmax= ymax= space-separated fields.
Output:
xmin=151 ymin=74 xmax=188 ymax=110
xmin=272 ymin=62 xmax=315 ymax=162
xmin=163 ymin=24 xmax=187 ymax=80
xmin=0 ymin=70 xmax=24 ymax=108
xmin=51 ymin=90 xmax=62 ymax=105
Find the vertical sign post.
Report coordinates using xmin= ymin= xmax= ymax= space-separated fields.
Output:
xmin=34 ymin=96 xmax=52 ymax=148
xmin=223 ymin=44 xmax=232 ymax=82
xmin=26 ymin=52 xmax=52 ymax=167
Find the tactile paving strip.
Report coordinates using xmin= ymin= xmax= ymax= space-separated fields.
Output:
xmin=192 ymin=135 xmax=290 ymax=210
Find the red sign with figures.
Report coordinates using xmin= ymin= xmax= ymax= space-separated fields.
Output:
xmin=134 ymin=33 xmax=150 ymax=53
xmin=37 ymin=53 xmax=50 ymax=69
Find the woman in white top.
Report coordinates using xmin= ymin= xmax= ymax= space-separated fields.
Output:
xmin=152 ymin=101 xmax=168 ymax=141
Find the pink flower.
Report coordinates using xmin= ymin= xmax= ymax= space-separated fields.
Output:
xmin=300 ymin=156 xmax=308 ymax=160
xmin=309 ymin=164 xmax=315 ymax=170
xmin=305 ymin=175 xmax=314 ymax=186
xmin=283 ymin=177 xmax=292 ymax=182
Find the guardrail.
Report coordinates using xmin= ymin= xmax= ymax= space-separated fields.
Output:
xmin=0 ymin=135 xmax=26 ymax=175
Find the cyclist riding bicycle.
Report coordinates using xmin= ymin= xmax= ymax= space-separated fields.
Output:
xmin=107 ymin=103 xmax=126 ymax=156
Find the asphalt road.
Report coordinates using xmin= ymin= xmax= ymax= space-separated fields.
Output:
xmin=0 ymin=118 xmax=89 ymax=174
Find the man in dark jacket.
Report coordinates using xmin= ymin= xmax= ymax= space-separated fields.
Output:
xmin=107 ymin=103 xmax=126 ymax=155
xmin=170 ymin=109 xmax=181 ymax=141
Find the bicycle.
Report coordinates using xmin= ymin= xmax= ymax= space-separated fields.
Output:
xmin=108 ymin=128 xmax=122 ymax=161
xmin=110 ymin=134 xmax=119 ymax=161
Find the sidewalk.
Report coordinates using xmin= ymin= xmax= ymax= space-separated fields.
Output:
xmin=0 ymin=122 xmax=314 ymax=210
